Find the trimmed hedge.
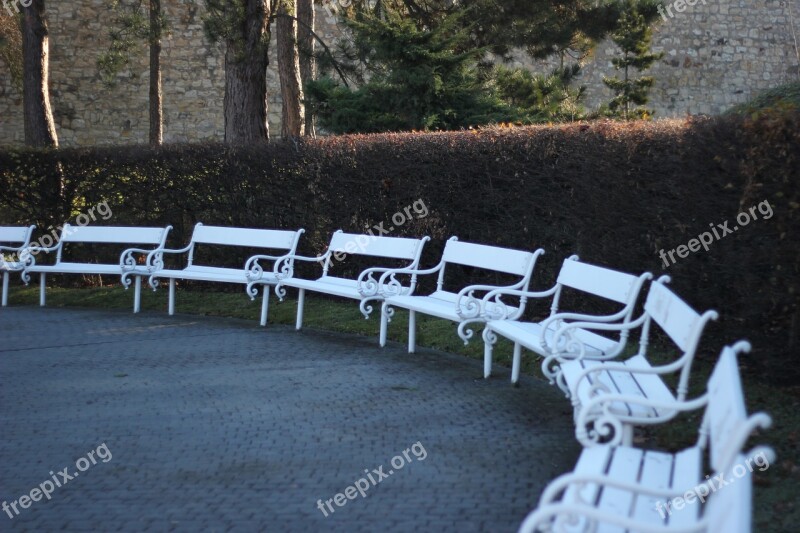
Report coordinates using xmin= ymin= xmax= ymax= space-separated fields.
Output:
xmin=1 ymin=112 xmax=798 ymax=383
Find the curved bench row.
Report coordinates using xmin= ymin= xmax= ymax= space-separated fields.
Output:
xmin=0 ymin=223 xmax=774 ymax=531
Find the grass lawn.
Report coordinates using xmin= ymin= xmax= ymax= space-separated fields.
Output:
xmin=4 ymin=283 xmax=799 ymax=530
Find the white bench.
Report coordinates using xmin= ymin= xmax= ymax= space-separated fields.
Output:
xmin=20 ymin=224 xmax=172 ymax=312
xmin=146 ymin=223 xmax=305 ymax=326
xmin=380 ymin=237 xmax=544 ymax=353
xmin=471 ymin=256 xmax=652 ymax=383
xmin=560 ymin=277 xmax=718 ymax=447
xmin=260 ymin=230 xmax=430 ymax=330
xmin=519 ymin=341 xmax=775 ymax=533
xmin=0 ymin=225 xmax=36 ymax=307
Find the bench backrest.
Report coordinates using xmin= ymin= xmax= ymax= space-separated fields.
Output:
xmin=703 ymin=453 xmax=753 ymax=533
xmin=0 ymin=225 xmax=35 ymax=245
xmin=319 ymin=230 xmax=429 ymax=278
xmin=440 ymin=238 xmax=535 ymax=277
xmin=638 ymin=278 xmax=718 ymax=399
xmin=701 ymin=343 xmax=773 ymax=532
xmin=53 ymin=225 xmax=171 ymax=265
xmin=704 ymin=343 xmax=750 ymax=472
xmin=190 ymin=223 xmax=302 ymax=250
xmin=59 ymin=224 xmax=169 ymax=245
xmin=555 ymin=256 xmax=647 ymax=306
xmin=327 ymin=230 xmax=427 ymax=261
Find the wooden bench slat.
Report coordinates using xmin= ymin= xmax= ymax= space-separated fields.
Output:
xmin=192 ymin=225 xmax=301 ymax=249
xmin=667 ymin=447 xmax=703 ymax=527
xmin=595 ymin=447 xmax=645 ymax=533
xmin=630 ymin=450 xmax=674 ymax=524
xmin=441 ymin=239 xmax=535 ymax=276
xmin=60 ymin=225 xmax=168 ymax=245
xmin=556 ymin=259 xmax=641 ymax=305
xmin=328 ymin=232 xmax=427 ymax=260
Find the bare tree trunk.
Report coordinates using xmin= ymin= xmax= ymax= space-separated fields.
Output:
xmin=149 ymin=0 xmax=163 ymax=146
xmin=297 ymin=0 xmax=315 ymax=136
xmin=224 ymin=0 xmax=271 ymax=144
xmin=21 ymin=0 xmax=57 ymax=147
xmin=276 ymin=1 xmax=305 ymax=139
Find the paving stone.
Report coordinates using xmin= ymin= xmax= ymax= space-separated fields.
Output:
xmin=0 ymin=307 xmax=580 ymax=531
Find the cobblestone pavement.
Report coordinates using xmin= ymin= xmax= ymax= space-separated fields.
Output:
xmin=0 ymin=307 xmax=580 ymax=532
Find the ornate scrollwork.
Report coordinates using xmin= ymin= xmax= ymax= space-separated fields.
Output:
xmin=383 ymin=273 xmax=405 ymax=297
xmin=246 ymin=281 xmax=260 ymax=300
xmin=456 ymin=289 xmax=482 ymax=319
xmin=358 ymin=272 xmax=380 ymax=298
xmin=275 ymin=283 xmax=288 ymax=302
xmin=246 ymin=261 xmax=264 ymax=283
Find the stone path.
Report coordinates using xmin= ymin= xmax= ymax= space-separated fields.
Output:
xmin=0 ymin=307 xmax=579 ymax=532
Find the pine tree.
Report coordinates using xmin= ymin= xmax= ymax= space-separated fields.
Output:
xmin=602 ymin=0 xmax=663 ymax=119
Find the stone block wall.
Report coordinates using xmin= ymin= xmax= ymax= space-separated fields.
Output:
xmin=0 ymin=0 xmax=797 ymax=146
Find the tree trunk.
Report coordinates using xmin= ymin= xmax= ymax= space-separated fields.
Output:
xmin=297 ymin=0 xmax=315 ymax=136
xmin=276 ymin=1 xmax=305 ymax=139
xmin=224 ymin=0 xmax=271 ymax=144
xmin=21 ymin=0 xmax=57 ymax=147
xmin=149 ymin=0 xmax=163 ymax=146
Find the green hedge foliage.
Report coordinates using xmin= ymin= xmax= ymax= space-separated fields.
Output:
xmin=1 ymin=112 xmax=798 ymax=383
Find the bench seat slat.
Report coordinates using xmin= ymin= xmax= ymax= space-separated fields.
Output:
xmin=191 ymin=226 xmax=299 ymax=249
xmin=61 ymin=226 xmax=167 ymax=244
xmin=489 ymin=320 xmax=617 ymax=358
xmin=157 ymin=266 xmax=277 ymax=285
xmin=595 ymin=446 xmax=645 ymax=533
xmin=554 ymin=445 xmax=613 ymax=530
xmin=26 ymin=263 xmax=127 ymax=275
xmin=667 ymin=447 xmax=703 ymax=528
xmin=630 ymin=449 xmax=674 ymax=524
xmin=280 ymin=276 xmax=377 ymax=300
xmin=387 ymin=291 xmax=521 ymax=322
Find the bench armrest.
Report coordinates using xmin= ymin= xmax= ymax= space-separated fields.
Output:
xmin=572 ymin=389 xmax=710 ymax=448
xmin=120 ymin=247 xmax=159 ymax=271
xmin=241 ymin=253 xmax=295 ymax=282
xmin=19 ymin=244 xmax=62 ymax=282
xmin=457 ymin=280 xmax=551 ymax=322
xmin=567 ymin=354 xmax=689 ymax=402
xmin=356 ymin=266 xmax=414 ymax=298
xmin=376 ymin=261 xmax=445 ymax=285
xmin=542 ymin=311 xmax=648 ymax=359
xmin=271 ymin=252 xmax=330 ymax=280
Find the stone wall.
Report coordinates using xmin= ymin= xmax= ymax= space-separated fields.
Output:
xmin=519 ymin=0 xmax=800 ymax=116
xmin=0 ymin=0 xmax=798 ymax=146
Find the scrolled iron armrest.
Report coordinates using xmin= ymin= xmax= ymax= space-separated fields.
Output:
xmin=356 ymin=266 xmax=397 ymax=298
xmin=120 ymin=247 xmax=154 ymax=271
xmin=243 ymin=253 xmax=288 ymax=283
xmin=480 ymin=284 xmax=560 ymax=306
xmin=455 ymin=283 xmax=514 ymax=320
xmin=573 ymin=390 xmax=709 ymax=447
xmin=568 ymin=350 xmax=689 ymax=402
xmin=19 ymin=245 xmax=60 ymax=284
xmin=539 ymin=308 xmax=631 ymax=347
xmin=542 ymin=312 xmax=647 ymax=360
xmin=376 ymin=260 xmax=445 ymax=287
